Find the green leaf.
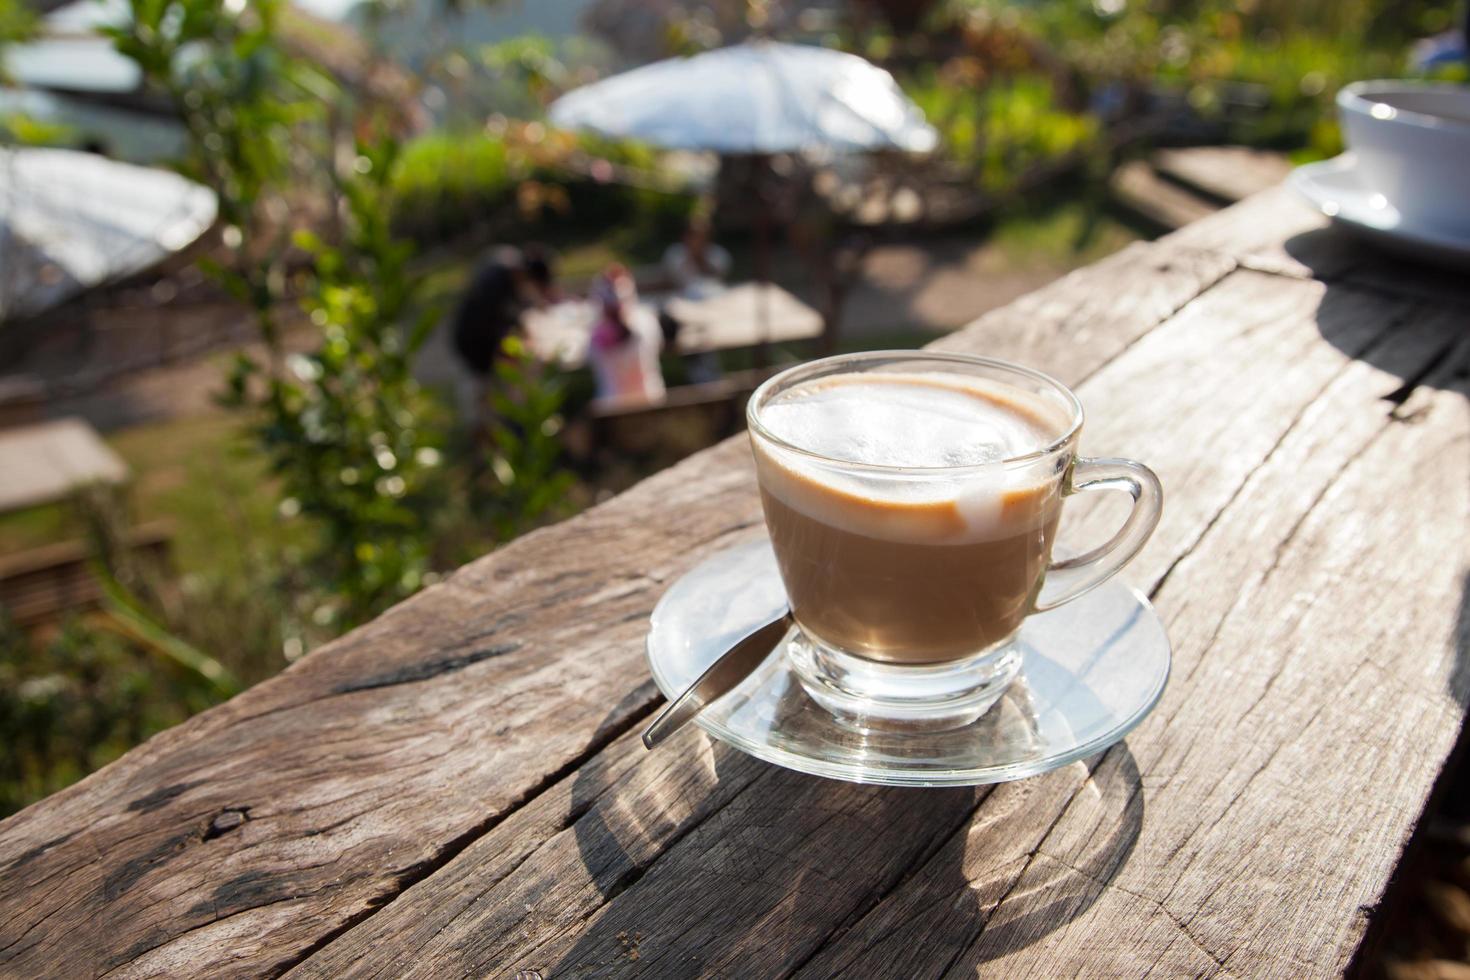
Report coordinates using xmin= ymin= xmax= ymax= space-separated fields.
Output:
xmin=93 ymin=567 xmax=240 ymax=697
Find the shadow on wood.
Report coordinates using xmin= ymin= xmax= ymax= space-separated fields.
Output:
xmin=1345 ymin=574 xmax=1470 ymax=977
xmin=549 ymin=695 xmax=1143 ymax=977
xmin=1286 ymin=229 xmax=1470 ymax=312
xmin=1300 ymin=266 xmax=1470 ymax=401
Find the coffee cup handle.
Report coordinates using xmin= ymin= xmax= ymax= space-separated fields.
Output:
xmin=1033 ymin=457 xmax=1163 ymax=613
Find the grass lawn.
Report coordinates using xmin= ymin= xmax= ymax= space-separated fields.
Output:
xmin=0 ymin=412 xmax=291 ymax=580
xmin=990 ymin=194 xmax=1145 ymax=266
xmin=113 ymin=414 xmax=301 ymax=588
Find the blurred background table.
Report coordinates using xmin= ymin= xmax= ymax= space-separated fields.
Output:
xmin=0 ymin=416 xmax=128 ymax=514
xmin=523 ymin=281 xmax=824 ymax=369
xmin=1 ymin=184 xmax=1467 ymax=977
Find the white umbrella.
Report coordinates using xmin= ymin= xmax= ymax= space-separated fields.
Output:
xmin=0 ymin=147 xmax=217 ymax=321
xmin=548 ymin=41 xmax=937 ymax=155
xmin=549 ymin=42 xmax=936 ymax=358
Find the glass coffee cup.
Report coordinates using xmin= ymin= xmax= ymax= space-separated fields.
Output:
xmin=748 ymin=351 xmax=1162 ymax=730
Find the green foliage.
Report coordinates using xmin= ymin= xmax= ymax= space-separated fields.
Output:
xmin=477 ymin=338 xmax=577 ymax=541
xmin=106 ymin=1 xmax=528 ymax=633
xmin=932 ymin=0 xmax=1447 ymax=163
xmin=222 ymin=138 xmax=451 ymax=627
xmin=0 ymin=114 xmax=76 ymax=147
xmin=391 ymin=23 xmax=692 ymax=243
xmin=95 ymin=566 xmax=240 ymax=697
xmin=907 ymin=72 xmax=1100 ymax=193
xmin=0 ymin=485 xmax=269 ymax=816
xmin=478 ymin=34 xmax=568 ymax=106
xmin=388 ymin=127 xmax=695 ymax=246
xmin=100 ymin=2 xmax=583 ymax=630
xmin=103 ymin=0 xmax=324 ymax=251
xmin=0 ymin=614 xmax=218 ymax=816
xmin=1155 ymin=22 xmax=1404 ymax=158
xmin=0 ymin=0 xmax=34 ymax=51
xmin=391 ymin=131 xmax=516 ymax=240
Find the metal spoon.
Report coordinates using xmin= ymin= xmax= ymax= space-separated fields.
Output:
xmin=641 ymin=607 xmax=794 ymax=749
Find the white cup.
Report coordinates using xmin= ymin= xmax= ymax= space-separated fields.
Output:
xmin=1337 ymin=80 xmax=1470 ymax=235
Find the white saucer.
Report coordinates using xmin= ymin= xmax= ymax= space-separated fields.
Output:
xmin=1289 ymin=153 xmax=1470 ymax=268
xmin=645 ymin=538 xmax=1171 ymax=787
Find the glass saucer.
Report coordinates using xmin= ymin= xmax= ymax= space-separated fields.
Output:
xmin=646 ymin=538 xmax=1171 ymax=787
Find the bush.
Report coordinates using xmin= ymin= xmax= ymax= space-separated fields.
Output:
xmin=388 ymin=128 xmax=696 ymax=247
xmin=906 ymin=71 xmax=1101 ymax=193
xmin=1155 ymin=25 xmax=1404 ymax=158
xmin=937 ymin=0 xmax=1439 ymax=161
xmin=391 ymin=131 xmax=516 ymax=241
xmin=0 ymin=614 xmax=214 ymax=816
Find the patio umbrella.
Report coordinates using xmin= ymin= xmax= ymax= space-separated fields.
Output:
xmin=548 ymin=40 xmax=938 ymax=155
xmin=0 ymin=147 xmax=217 ymax=321
xmin=548 ymin=41 xmax=938 ymax=358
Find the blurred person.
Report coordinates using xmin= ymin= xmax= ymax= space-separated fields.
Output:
xmin=661 ymin=216 xmax=731 ymax=301
xmin=1411 ymin=22 xmax=1467 ymax=72
xmin=589 ymin=263 xmax=666 ymax=405
xmin=658 ymin=216 xmax=730 ymax=384
xmin=451 ymin=244 xmax=557 ymax=428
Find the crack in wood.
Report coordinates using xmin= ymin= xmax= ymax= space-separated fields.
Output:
xmin=331 ymin=643 xmax=522 ymax=695
xmin=186 ymin=868 xmax=308 ymax=921
xmin=125 ymin=781 xmax=204 ymax=815
xmin=509 ymin=768 xmax=774 ymax=973
xmin=778 ymin=787 xmax=997 ymax=979
xmin=1067 ymin=253 xmax=1240 ymax=390
xmin=202 ymin=808 xmax=251 ymax=842
xmin=1248 ymin=430 xmax=1388 ymax=608
xmin=364 ymin=739 xmax=704 ymax=973
xmin=99 ymin=831 xmax=194 ymax=903
xmin=1174 ymin=321 xmax=1468 ymax=713
xmin=232 ymin=620 xmax=533 ymax=729
xmin=1149 ymin=305 xmax=1411 ymax=616
xmin=838 ymin=864 xmax=1009 ymax=977
xmin=106 ymin=883 xmax=331 ymax=980
xmin=0 ymin=901 xmax=68 ymax=961
xmin=2 ymin=807 xmax=214 ymax=928
xmin=1040 ymin=852 xmax=1228 ymax=971
xmin=927 ymin=760 xmax=1108 ymax=979
xmin=1 ymin=830 xmax=77 ymax=875
xmin=593 ymin=766 xmax=771 ymax=909
xmin=1162 ymin=685 xmax=1342 ymax=926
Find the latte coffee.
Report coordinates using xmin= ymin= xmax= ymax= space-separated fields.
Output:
xmin=752 ymin=372 xmax=1071 ymax=664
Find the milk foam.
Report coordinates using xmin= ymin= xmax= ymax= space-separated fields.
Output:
xmin=753 ymin=373 xmax=1069 ymax=543
xmin=759 ymin=376 xmax=1047 ymax=468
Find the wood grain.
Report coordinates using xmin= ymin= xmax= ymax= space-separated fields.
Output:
xmin=797 ymin=306 xmax=1470 ymax=980
xmin=1163 ymin=184 xmax=1358 ymax=281
xmin=290 ymin=270 xmax=1465 ymax=978
xmin=2 ymin=188 xmax=1466 ymax=979
xmin=928 ymin=240 xmax=1234 ymax=385
xmin=0 ymin=449 xmax=759 ymax=978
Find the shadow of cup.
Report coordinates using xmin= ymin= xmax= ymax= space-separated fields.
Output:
xmin=546 ymin=695 xmax=1143 ymax=977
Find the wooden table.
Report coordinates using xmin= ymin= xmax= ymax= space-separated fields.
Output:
xmin=2 ymin=185 xmax=1467 ymax=977
xmin=523 ymin=282 xmax=824 ymax=369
